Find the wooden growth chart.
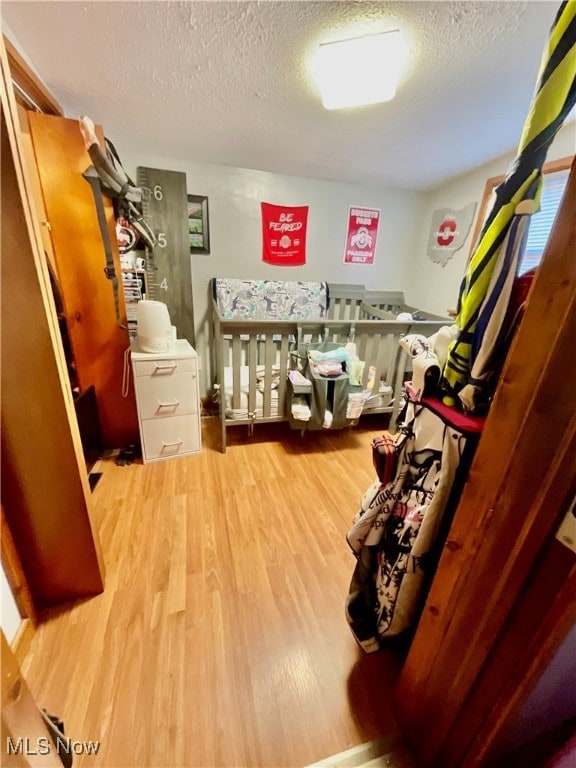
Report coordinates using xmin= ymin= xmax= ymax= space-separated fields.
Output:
xmin=136 ymin=166 xmax=195 ymax=346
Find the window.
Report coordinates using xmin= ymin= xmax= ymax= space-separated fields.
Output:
xmin=470 ymin=157 xmax=573 ymax=274
xmin=520 ymin=169 xmax=569 ymax=273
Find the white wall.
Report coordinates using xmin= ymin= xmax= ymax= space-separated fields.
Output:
xmin=1 ymin=565 xmax=21 ymax=644
xmin=118 ymin=149 xmax=425 ymax=393
xmin=407 ymin=121 xmax=576 ymax=317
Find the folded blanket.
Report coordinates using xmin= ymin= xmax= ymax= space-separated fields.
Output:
xmin=288 ymin=370 xmax=312 ymax=388
xmin=291 ymin=397 xmax=311 ymax=421
xmin=311 ymin=361 xmax=343 ymax=377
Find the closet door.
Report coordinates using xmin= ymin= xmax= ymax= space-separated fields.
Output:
xmin=1 ymin=49 xmax=104 ymax=607
xmin=27 ymin=112 xmax=138 ymax=448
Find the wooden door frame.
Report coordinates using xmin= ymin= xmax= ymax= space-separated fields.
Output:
xmin=456 ymin=534 xmax=576 ymax=766
xmin=3 ymin=34 xmax=63 ymax=115
xmin=1 ymin=504 xmax=37 ymax=626
xmin=1 ymin=35 xmax=105 ymax=607
xmin=1 ymin=35 xmax=68 ymax=632
xmin=394 ymin=159 xmax=576 ymax=767
xmin=1 ymin=630 xmax=63 ymax=767
xmin=1 ymin=32 xmax=62 ymax=629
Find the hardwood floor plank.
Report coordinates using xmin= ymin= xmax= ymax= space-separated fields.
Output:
xmin=227 ymin=486 xmax=273 ymax=594
xmin=20 ymin=418 xmax=404 ymax=767
xmin=150 ymin=612 xmax=186 ymax=767
xmin=166 ymin=495 xmax=188 ymax=615
xmin=234 ymin=589 xmax=292 ymax=767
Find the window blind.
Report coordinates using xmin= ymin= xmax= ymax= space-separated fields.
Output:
xmin=520 ymin=169 xmax=569 ymax=273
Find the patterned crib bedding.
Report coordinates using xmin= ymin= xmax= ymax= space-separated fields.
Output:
xmin=213 ymin=278 xmax=328 ymax=320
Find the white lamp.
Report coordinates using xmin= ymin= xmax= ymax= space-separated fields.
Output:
xmin=315 ymin=30 xmax=409 ymax=110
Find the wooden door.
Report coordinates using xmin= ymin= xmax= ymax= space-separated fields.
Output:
xmin=394 ymin=160 xmax=576 ymax=766
xmin=26 ymin=111 xmax=138 ymax=449
xmin=1 ymin=40 xmax=104 ymax=608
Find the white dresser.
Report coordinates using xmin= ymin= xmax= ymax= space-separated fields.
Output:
xmin=131 ymin=339 xmax=201 ymax=463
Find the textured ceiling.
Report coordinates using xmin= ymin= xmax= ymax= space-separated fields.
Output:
xmin=1 ymin=1 xmax=565 ymax=190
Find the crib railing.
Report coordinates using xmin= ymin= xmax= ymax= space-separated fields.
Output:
xmin=213 ymin=309 xmax=301 ymax=450
xmin=213 ymin=296 xmax=450 ymax=452
xmin=326 ymin=284 xmax=366 ymax=319
xmin=327 ymin=284 xmax=409 ymax=320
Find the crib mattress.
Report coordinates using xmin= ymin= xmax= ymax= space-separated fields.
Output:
xmin=223 ymin=366 xmax=280 ymax=419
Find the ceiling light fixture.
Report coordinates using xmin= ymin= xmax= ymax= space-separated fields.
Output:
xmin=315 ymin=30 xmax=409 ymax=110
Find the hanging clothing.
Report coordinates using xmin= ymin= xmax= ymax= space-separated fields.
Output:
xmin=346 ymin=403 xmax=467 ymax=650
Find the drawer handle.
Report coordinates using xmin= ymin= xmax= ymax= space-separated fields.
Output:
xmin=153 ymin=363 xmax=178 ymax=373
xmin=157 ymin=399 xmax=180 ymax=409
xmin=162 ymin=438 xmax=183 ymax=449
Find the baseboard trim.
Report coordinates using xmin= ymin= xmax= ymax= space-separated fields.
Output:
xmin=306 ymin=735 xmax=406 ymax=767
xmin=10 ymin=617 xmax=35 ymax=666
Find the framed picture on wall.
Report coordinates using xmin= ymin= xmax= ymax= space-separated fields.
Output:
xmin=187 ymin=194 xmax=210 ymax=254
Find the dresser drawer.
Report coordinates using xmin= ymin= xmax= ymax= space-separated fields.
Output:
xmin=132 ymin=356 xmax=197 ymax=377
xmin=141 ymin=414 xmax=200 ymax=461
xmin=135 ymin=372 xmax=198 ymax=419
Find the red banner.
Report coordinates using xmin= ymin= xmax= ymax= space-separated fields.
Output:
xmin=261 ymin=203 xmax=308 ymax=266
xmin=344 ymin=206 xmax=381 ymax=265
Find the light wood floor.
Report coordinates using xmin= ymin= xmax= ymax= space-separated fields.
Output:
xmin=21 ymin=418 xmax=406 ymax=768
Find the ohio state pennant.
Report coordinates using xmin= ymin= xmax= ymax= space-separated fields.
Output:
xmin=261 ymin=202 xmax=308 ymax=266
